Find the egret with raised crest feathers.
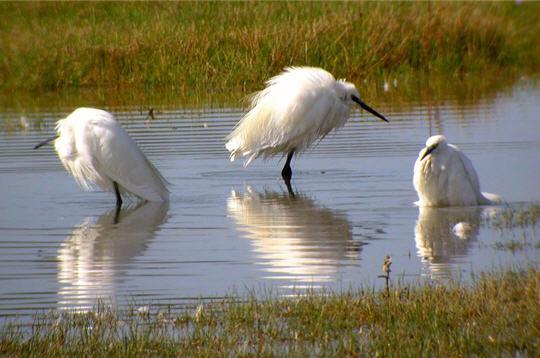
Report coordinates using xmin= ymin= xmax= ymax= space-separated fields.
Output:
xmin=225 ymin=66 xmax=389 ymax=182
xmin=34 ymin=107 xmax=169 ymax=207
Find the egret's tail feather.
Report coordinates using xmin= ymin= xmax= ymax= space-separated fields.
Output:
xmin=244 ymin=153 xmax=258 ymax=167
xmin=226 ymin=136 xmax=258 ymax=167
xmin=225 ymin=138 xmax=240 ymax=162
xmin=61 ymin=157 xmax=102 ymax=192
xmin=226 ymin=137 xmax=276 ymax=168
xmin=225 ymin=138 xmax=237 ymax=153
xmin=480 ymin=192 xmax=503 ymax=205
xmin=140 ymin=156 xmax=170 ymax=202
xmin=227 ymin=148 xmax=257 ymax=167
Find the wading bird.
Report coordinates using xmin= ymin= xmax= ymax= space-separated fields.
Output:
xmin=34 ymin=107 xmax=169 ymax=207
xmin=413 ymin=135 xmax=501 ymax=207
xmin=225 ymin=67 xmax=389 ymax=182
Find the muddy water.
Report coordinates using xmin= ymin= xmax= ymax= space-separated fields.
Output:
xmin=1 ymin=81 xmax=539 ymax=321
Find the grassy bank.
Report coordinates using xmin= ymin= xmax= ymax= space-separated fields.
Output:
xmin=1 ymin=2 xmax=540 ymax=105
xmin=1 ymin=269 xmax=539 ymax=356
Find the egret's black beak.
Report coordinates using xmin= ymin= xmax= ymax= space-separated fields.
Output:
xmin=420 ymin=144 xmax=437 ymax=161
xmin=33 ymin=135 xmax=59 ymax=150
xmin=351 ymin=95 xmax=389 ymax=123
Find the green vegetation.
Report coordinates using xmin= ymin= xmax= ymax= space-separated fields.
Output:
xmin=490 ymin=204 xmax=540 ymax=231
xmin=1 ymin=269 xmax=539 ymax=356
xmin=1 ymin=2 xmax=540 ymax=107
xmin=485 ymin=205 xmax=540 ymax=251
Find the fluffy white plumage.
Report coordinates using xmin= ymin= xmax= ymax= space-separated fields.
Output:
xmin=51 ymin=107 xmax=169 ymax=202
xmin=225 ymin=66 xmax=387 ymax=167
xmin=413 ymin=135 xmax=501 ymax=207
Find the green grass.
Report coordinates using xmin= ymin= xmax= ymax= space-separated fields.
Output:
xmin=1 ymin=2 xmax=540 ymax=107
xmin=490 ymin=205 xmax=540 ymax=231
xmin=1 ymin=269 xmax=539 ymax=356
xmin=485 ymin=205 xmax=540 ymax=251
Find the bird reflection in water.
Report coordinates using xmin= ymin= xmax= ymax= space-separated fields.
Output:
xmin=57 ymin=201 xmax=169 ymax=311
xmin=414 ymin=206 xmax=482 ymax=280
xmin=227 ymin=185 xmax=361 ymax=287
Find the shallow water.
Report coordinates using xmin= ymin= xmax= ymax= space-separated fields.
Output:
xmin=1 ymin=80 xmax=540 ymax=321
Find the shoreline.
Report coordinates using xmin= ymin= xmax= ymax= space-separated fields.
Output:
xmin=1 ymin=268 xmax=538 ymax=355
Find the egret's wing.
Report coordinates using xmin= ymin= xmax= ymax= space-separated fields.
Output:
xmin=446 ymin=145 xmax=482 ymax=205
xmin=454 ymin=147 xmax=501 ymax=205
xmin=88 ymin=113 xmax=169 ymax=202
xmin=454 ymin=147 xmax=482 ymax=195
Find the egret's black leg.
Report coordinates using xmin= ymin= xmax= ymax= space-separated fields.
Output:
xmin=281 ymin=149 xmax=295 ymax=182
xmin=113 ymin=204 xmax=121 ymax=224
xmin=284 ymin=179 xmax=296 ymax=198
xmin=114 ymin=181 xmax=123 ymax=209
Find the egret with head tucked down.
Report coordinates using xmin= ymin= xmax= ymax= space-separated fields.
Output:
xmin=225 ymin=66 xmax=389 ymax=181
xmin=413 ymin=135 xmax=501 ymax=207
xmin=34 ymin=107 xmax=169 ymax=207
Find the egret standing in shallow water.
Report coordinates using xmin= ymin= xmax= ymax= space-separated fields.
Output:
xmin=34 ymin=107 xmax=169 ymax=207
xmin=413 ymin=135 xmax=501 ymax=207
xmin=225 ymin=66 xmax=389 ymax=182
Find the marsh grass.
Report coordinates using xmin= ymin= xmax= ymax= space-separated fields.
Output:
xmin=484 ymin=205 xmax=540 ymax=252
xmin=1 ymin=269 xmax=539 ymax=356
xmin=490 ymin=205 xmax=540 ymax=231
xmin=1 ymin=2 xmax=540 ymax=107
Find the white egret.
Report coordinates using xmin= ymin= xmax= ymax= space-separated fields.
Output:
xmin=34 ymin=107 xmax=169 ymax=207
xmin=225 ymin=66 xmax=389 ymax=181
xmin=413 ymin=135 xmax=501 ymax=207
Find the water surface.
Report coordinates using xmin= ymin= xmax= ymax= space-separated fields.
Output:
xmin=1 ymin=80 xmax=539 ymax=321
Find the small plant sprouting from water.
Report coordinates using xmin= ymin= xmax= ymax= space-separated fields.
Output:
xmin=489 ymin=204 xmax=540 ymax=231
xmin=484 ymin=204 xmax=540 ymax=252
xmin=494 ymin=240 xmax=525 ymax=253
xmin=378 ymin=255 xmax=392 ymax=298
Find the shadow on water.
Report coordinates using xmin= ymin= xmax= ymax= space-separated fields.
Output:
xmin=57 ymin=201 xmax=169 ymax=311
xmin=414 ymin=206 xmax=487 ymax=280
xmin=227 ymin=185 xmax=362 ymax=287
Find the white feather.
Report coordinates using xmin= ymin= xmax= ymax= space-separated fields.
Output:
xmin=54 ymin=107 xmax=169 ymax=202
xmin=225 ymin=67 xmax=356 ymax=166
xmin=413 ymin=135 xmax=501 ymax=207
